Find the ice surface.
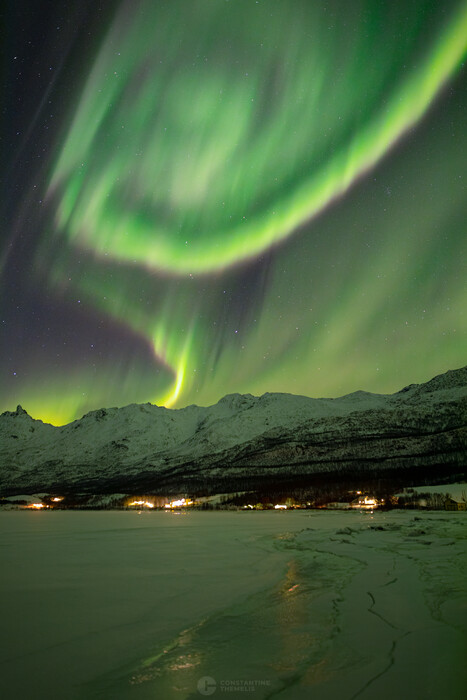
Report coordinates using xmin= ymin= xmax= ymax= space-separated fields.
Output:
xmin=0 ymin=511 xmax=465 ymax=699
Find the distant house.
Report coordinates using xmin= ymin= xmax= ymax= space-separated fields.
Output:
xmin=351 ymin=495 xmax=379 ymax=509
xmin=444 ymin=497 xmax=466 ymax=511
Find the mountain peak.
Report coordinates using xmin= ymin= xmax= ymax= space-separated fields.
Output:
xmin=405 ymin=365 xmax=467 ymax=399
xmin=1 ymin=405 xmax=29 ymax=418
xmin=217 ymin=393 xmax=256 ymax=409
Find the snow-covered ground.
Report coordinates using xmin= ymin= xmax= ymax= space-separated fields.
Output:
xmin=397 ymin=482 xmax=467 ymax=501
xmin=0 ymin=510 xmax=465 ymax=699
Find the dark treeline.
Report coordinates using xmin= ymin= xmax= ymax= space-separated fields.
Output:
xmin=13 ymin=463 xmax=462 ymax=509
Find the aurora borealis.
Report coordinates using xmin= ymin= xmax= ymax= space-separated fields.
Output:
xmin=3 ymin=0 xmax=467 ymax=425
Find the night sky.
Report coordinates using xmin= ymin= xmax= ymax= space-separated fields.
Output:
xmin=3 ymin=0 xmax=466 ymax=425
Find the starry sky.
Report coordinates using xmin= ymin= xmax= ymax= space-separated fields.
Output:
xmin=2 ymin=0 xmax=466 ymax=425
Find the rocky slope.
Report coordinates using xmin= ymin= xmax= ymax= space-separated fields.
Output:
xmin=0 ymin=367 xmax=466 ymax=494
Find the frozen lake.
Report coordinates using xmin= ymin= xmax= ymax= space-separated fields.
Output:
xmin=0 ymin=510 xmax=465 ymax=699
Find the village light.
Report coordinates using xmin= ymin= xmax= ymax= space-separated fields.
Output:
xmin=165 ymin=498 xmax=193 ymax=508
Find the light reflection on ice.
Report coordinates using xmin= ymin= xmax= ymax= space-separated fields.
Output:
xmin=0 ymin=510 xmax=465 ymax=699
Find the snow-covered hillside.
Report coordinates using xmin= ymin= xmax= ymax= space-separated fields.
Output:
xmin=1 ymin=367 xmax=466 ymax=494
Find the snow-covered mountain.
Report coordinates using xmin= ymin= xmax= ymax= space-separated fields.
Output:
xmin=1 ymin=367 xmax=466 ymax=495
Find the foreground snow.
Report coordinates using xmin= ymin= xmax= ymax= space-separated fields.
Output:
xmin=0 ymin=511 xmax=465 ymax=699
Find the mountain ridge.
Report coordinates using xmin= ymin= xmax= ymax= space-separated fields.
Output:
xmin=1 ymin=366 xmax=466 ymax=495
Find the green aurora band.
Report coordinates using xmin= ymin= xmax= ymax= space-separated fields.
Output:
xmin=49 ymin=0 xmax=467 ymax=273
xmin=6 ymin=0 xmax=467 ymax=424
